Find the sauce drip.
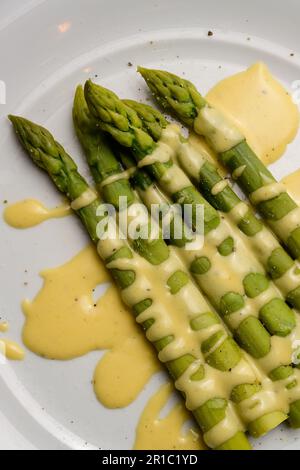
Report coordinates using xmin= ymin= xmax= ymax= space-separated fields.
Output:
xmin=0 ymin=322 xmax=9 ymax=333
xmin=282 ymin=169 xmax=300 ymax=204
xmin=0 ymin=339 xmax=25 ymax=360
xmin=22 ymin=245 xmax=160 ymax=409
xmin=0 ymin=322 xmax=24 ymax=361
xmin=4 ymin=199 xmax=71 ymax=229
xmin=134 ymin=383 xmax=205 ymax=450
xmin=206 ymin=62 xmax=299 ymax=165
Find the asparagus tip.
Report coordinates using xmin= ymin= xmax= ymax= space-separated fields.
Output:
xmin=137 ymin=66 xmax=148 ymax=77
xmin=74 ymin=85 xmax=85 ymax=109
xmin=84 ymin=79 xmax=110 ymax=97
xmin=8 ymin=114 xmax=16 ymax=124
xmin=84 ymin=78 xmax=93 ymax=95
xmin=75 ymin=84 xmax=83 ymax=95
xmin=8 ymin=114 xmax=23 ymax=132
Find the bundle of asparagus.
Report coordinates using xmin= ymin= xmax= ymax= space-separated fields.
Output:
xmin=123 ymin=97 xmax=300 ymax=312
xmin=138 ymin=68 xmax=300 ymax=265
xmin=8 ymin=65 xmax=300 ymax=448
xmin=82 ymin=80 xmax=300 ymax=428
xmin=134 ymin=73 xmax=300 ymax=313
xmin=9 ymin=114 xmax=258 ymax=450
xmin=73 ymin=86 xmax=290 ymax=439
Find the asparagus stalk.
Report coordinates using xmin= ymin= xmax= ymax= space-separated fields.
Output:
xmin=82 ymin=81 xmax=300 ymax=427
xmin=9 ymin=114 xmax=253 ymax=450
xmin=138 ymin=67 xmax=300 ymax=262
xmin=74 ymin=86 xmax=290 ymax=437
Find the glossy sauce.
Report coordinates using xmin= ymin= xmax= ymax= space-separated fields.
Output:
xmin=282 ymin=169 xmax=300 ymax=204
xmin=0 ymin=322 xmax=9 ymax=333
xmin=0 ymin=339 xmax=25 ymax=360
xmin=206 ymin=62 xmax=299 ymax=165
xmin=134 ymin=383 xmax=205 ymax=450
xmin=4 ymin=199 xmax=71 ymax=229
xmin=194 ymin=106 xmax=244 ymax=153
xmin=71 ymin=188 xmax=97 ymax=211
xmin=22 ymin=245 xmax=160 ymax=408
xmin=0 ymin=321 xmax=24 ymax=360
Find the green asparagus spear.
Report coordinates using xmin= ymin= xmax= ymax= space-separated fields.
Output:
xmin=9 ymin=114 xmax=253 ymax=450
xmin=74 ymin=86 xmax=290 ymax=437
xmin=138 ymin=67 xmax=300 ymax=262
xmin=82 ymin=82 xmax=300 ymax=427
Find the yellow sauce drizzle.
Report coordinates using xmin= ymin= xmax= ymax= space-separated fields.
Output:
xmin=0 ymin=339 xmax=25 ymax=360
xmin=22 ymin=244 xmax=160 ymax=408
xmin=206 ymin=62 xmax=299 ymax=165
xmin=282 ymin=169 xmax=300 ymax=204
xmin=187 ymin=133 xmax=228 ymax=176
xmin=0 ymin=322 xmax=9 ymax=333
xmin=4 ymin=199 xmax=71 ymax=229
xmin=134 ymin=383 xmax=205 ymax=450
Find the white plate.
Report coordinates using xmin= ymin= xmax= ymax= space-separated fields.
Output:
xmin=1 ymin=0 xmax=300 ymax=450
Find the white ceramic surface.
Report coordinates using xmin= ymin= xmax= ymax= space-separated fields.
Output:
xmin=1 ymin=0 xmax=300 ymax=450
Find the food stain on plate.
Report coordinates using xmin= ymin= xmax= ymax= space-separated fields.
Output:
xmin=0 ymin=322 xmax=9 ymax=333
xmin=22 ymin=244 xmax=160 ymax=408
xmin=0 ymin=322 xmax=25 ymax=361
xmin=3 ymin=199 xmax=71 ymax=229
xmin=282 ymin=169 xmax=300 ymax=205
xmin=206 ymin=62 xmax=299 ymax=165
xmin=0 ymin=339 xmax=25 ymax=361
xmin=134 ymin=382 xmax=205 ymax=450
